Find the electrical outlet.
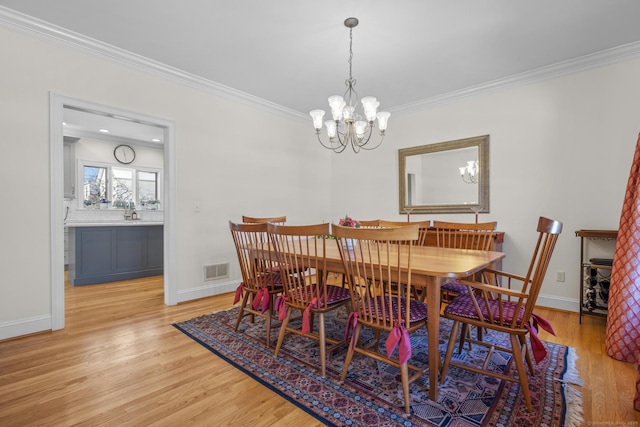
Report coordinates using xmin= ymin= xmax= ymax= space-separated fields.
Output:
xmin=556 ymin=271 xmax=565 ymax=282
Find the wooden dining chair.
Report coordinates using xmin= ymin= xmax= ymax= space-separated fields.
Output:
xmin=432 ymin=221 xmax=498 ymax=349
xmin=333 ymin=224 xmax=428 ymax=416
xmin=267 ymin=223 xmax=352 ymax=377
xmin=229 ymin=221 xmax=284 ymax=348
xmin=379 ymin=220 xmax=432 ymax=245
xmin=439 ymin=216 xmax=563 ymax=411
xmin=242 ymin=215 xmax=286 ymax=224
xmin=433 ymin=221 xmax=498 ymax=303
xmin=377 ymin=220 xmax=432 ymax=299
xmin=357 ymin=219 xmax=381 ymax=228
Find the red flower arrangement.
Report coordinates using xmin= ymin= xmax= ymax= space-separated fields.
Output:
xmin=339 ymin=216 xmax=361 ymax=228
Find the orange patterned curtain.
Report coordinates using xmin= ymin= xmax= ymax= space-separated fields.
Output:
xmin=604 ymin=132 xmax=640 ymax=411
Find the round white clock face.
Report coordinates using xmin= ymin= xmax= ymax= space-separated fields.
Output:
xmin=114 ymin=145 xmax=136 ymax=164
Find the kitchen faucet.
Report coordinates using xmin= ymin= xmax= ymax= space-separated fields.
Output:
xmin=124 ymin=201 xmax=132 ymax=220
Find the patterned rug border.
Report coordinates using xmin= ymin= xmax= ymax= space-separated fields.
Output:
xmin=173 ymin=318 xmax=337 ymax=427
xmin=173 ymin=307 xmax=584 ymax=426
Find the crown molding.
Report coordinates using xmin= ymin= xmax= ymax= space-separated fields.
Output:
xmin=0 ymin=6 xmax=308 ymax=124
xmin=389 ymin=40 xmax=640 ymax=116
xmin=2 ymin=6 xmax=640 ymax=120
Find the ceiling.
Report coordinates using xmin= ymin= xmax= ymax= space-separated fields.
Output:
xmin=62 ymin=107 xmax=166 ymax=146
xmin=3 ymin=1 xmax=640 ymax=142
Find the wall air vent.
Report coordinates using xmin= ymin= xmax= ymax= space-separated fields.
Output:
xmin=204 ymin=263 xmax=229 ymax=281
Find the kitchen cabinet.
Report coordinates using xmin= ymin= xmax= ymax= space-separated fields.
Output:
xmin=67 ymin=225 xmax=163 ymax=285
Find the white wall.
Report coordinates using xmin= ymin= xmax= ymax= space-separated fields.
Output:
xmin=0 ymin=25 xmax=332 ymax=339
xmin=329 ymin=57 xmax=640 ymax=311
xmin=1 ymin=22 xmax=639 ymax=340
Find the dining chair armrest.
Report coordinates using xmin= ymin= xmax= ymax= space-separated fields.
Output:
xmin=479 ymin=268 xmax=531 ymax=291
xmin=481 ymin=268 xmax=527 ymax=283
xmin=458 ymin=279 xmax=527 ymax=299
xmin=455 ymin=278 xmax=529 ymax=326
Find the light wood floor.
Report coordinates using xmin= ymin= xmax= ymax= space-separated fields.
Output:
xmin=0 ymin=276 xmax=638 ymax=426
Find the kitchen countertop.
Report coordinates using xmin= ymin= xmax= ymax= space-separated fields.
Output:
xmin=65 ymin=220 xmax=164 ymax=227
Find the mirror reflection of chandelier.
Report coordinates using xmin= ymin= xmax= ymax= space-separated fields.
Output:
xmin=460 ymin=160 xmax=479 ymax=184
xmin=309 ymin=17 xmax=390 ymax=154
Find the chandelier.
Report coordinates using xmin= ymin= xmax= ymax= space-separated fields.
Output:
xmin=309 ymin=17 xmax=390 ymax=153
xmin=459 ymin=160 xmax=479 ymax=184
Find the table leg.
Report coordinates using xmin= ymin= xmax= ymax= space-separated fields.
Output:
xmin=426 ymin=276 xmax=441 ymax=401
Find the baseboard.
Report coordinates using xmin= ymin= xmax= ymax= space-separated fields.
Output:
xmin=536 ymin=293 xmax=580 ymax=313
xmin=0 ymin=315 xmax=52 ymax=341
xmin=176 ymin=279 xmax=239 ymax=304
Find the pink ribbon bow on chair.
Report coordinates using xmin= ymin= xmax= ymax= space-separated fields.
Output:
xmin=525 ymin=313 xmax=556 ymax=363
xmin=385 ymin=323 xmax=412 ymax=365
xmin=233 ymin=283 xmax=244 ymax=305
xmin=251 ymin=287 xmax=270 ymax=313
xmin=344 ymin=312 xmax=359 ymax=349
xmin=275 ymin=295 xmax=288 ymax=321
xmin=302 ymin=297 xmax=319 ymax=335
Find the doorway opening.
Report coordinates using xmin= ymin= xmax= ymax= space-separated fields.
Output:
xmin=50 ymin=94 xmax=177 ymax=330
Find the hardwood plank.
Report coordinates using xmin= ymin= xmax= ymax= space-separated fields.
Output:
xmin=0 ymin=276 xmax=638 ymax=425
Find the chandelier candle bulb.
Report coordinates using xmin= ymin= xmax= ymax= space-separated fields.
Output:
xmin=325 ymin=121 xmax=337 ymax=138
xmin=376 ymin=111 xmax=390 ymax=131
xmin=460 ymin=160 xmax=479 ymax=184
xmin=310 ymin=110 xmax=325 ymax=129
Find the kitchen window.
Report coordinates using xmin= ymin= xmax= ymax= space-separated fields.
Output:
xmin=81 ymin=162 xmax=161 ymax=209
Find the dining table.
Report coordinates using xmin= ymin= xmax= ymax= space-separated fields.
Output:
xmin=257 ymin=238 xmax=506 ymax=402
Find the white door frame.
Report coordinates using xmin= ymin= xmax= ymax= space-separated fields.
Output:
xmin=49 ymin=93 xmax=178 ymax=330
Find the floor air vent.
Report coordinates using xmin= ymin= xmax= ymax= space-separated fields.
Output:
xmin=204 ymin=263 xmax=229 ymax=281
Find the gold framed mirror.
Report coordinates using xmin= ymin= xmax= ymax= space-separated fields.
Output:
xmin=398 ymin=135 xmax=489 ymax=214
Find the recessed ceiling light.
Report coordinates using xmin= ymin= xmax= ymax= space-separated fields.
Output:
xmin=99 ymin=129 xmax=110 ymax=133
xmin=62 ymin=122 xmax=67 ymax=126
xmin=151 ymin=138 xmax=161 ymax=142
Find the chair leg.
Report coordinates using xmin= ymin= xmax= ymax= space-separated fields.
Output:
xmin=440 ymin=321 xmax=461 ymax=384
xmin=374 ymin=330 xmax=382 ymax=348
xmin=264 ymin=307 xmax=272 ymax=349
xmin=274 ymin=308 xmax=292 ymax=357
xmin=458 ymin=324 xmax=471 ymax=353
xmin=318 ymin=313 xmax=326 ymax=377
xmin=509 ymin=334 xmax=532 ymax=411
xmin=234 ymin=290 xmax=251 ymax=332
xmin=400 ymin=361 xmax=411 ymax=415
xmin=519 ymin=334 xmax=535 ymax=374
xmin=340 ymin=324 xmax=362 ymax=382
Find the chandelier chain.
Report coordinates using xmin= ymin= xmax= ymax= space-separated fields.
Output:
xmin=348 ymin=27 xmax=353 ymax=83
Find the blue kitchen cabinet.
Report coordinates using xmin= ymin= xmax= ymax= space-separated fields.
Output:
xmin=68 ymin=225 xmax=163 ymax=285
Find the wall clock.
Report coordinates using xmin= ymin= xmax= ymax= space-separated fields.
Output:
xmin=114 ymin=144 xmax=136 ymax=164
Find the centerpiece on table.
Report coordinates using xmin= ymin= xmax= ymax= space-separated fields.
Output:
xmin=338 ymin=215 xmax=360 ymax=249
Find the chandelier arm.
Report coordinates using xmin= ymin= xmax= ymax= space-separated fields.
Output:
xmin=359 ymin=134 xmax=385 ymax=151
xmin=357 ymin=125 xmax=385 ymax=151
xmin=334 ymin=125 xmax=348 ymax=147
xmin=316 ymin=134 xmax=334 ymax=150
xmin=316 ymin=130 xmax=351 ymax=153
xmin=333 ymin=143 xmax=348 ymax=153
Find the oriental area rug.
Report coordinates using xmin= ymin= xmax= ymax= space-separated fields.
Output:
xmin=173 ymin=307 xmax=583 ymax=427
